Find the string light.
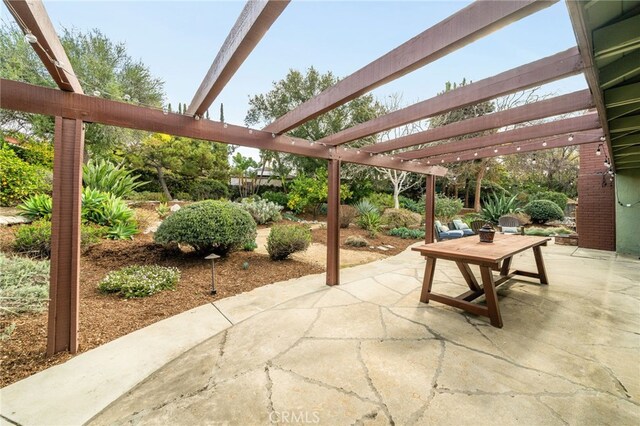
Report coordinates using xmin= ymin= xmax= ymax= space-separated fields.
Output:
xmin=600 ymin=136 xmax=606 ymax=142
xmin=24 ymin=33 xmax=37 ymax=44
xmin=456 ymin=156 xmax=460 ymax=161
xmin=271 ymin=133 xmax=276 ymax=138
xmin=474 ymin=152 xmax=478 ymax=156
xmin=162 ymin=106 xmax=168 ymax=115
xmin=596 ymin=144 xmax=602 ymax=156
xmin=223 ymin=123 xmax=228 ymax=128
xmin=532 ymin=155 xmax=537 ymax=165
xmin=516 ymin=146 xmax=521 ymax=151
xmin=493 ymin=148 xmax=498 ymax=153
xmin=248 ymin=129 xmax=253 ymax=134
xmin=604 ymin=155 xmax=610 ymax=168
xmin=568 ymin=134 xmax=574 ymax=142
xmin=194 ymin=115 xmax=200 ymax=121
xmin=542 ymin=141 xmax=547 ymax=147
xmin=123 ymin=94 xmax=131 ymax=101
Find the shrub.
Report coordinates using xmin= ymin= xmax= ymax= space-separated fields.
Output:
xmin=0 ymin=253 xmax=50 ymax=315
xmin=523 ymin=200 xmax=564 ymax=224
xmin=154 ymin=200 xmax=257 ymax=256
xmin=83 ymin=159 xmax=147 ymax=198
xmin=266 ymin=225 xmax=311 ymax=260
xmin=354 ymin=199 xmax=379 ymax=216
xmin=238 ymin=198 xmax=283 ymax=225
xmin=345 ymin=235 xmax=369 ymax=247
xmin=399 ymin=196 xmax=424 ymax=213
xmin=367 ymin=193 xmax=394 ymax=212
xmin=461 ymin=212 xmax=483 ymax=227
xmin=357 ymin=211 xmax=382 ymax=237
xmin=17 ymin=193 xmax=53 ymax=220
xmin=0 ymin=147 xmax=48 ymax=206
xmin=286 ymin=168 xmax=351 ymax=217
xmin=480 ymin=193 xmax=522 ymax=224
xmin=81 ymin=189 xmax=138 ymax=238
xmin=156 ymin=202 xmax=170 ymax=219
xmin=340 ymin=205 xmax=357 ymax=228
xmin=530 ymin=191 xmax=569 ymax=211
xmin=388 ymin=227 xmax=426 ymax=239
xmin=381 ymin=208 xmax=422 ymax=229
xmin=13 ymin=220 xmax=105 ymax=258
xmin=182 ymin=178 xmax=229 ymax=201
xmin=243 ymin=241 xmax=258 ymax=251
xmin=435 ymin=194 xmax=463 ymax=223
xmin=98 ymin=265 xmax=180 ymax=298
xmin=524 ymin=226 xmax=573 ymax=236
xmin=11 ymin=140 xmax=54 ymax=168
xmin=261 ymin=191 xmax=289 ymax=208
xmin=128 ymin=191 xmax=169 ymax=202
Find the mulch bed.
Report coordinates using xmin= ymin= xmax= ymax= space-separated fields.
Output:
xmin=0 ymin=222 xmax=420 ymax=388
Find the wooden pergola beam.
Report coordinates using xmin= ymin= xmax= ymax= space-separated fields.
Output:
xmin=186 ymin=0 xmax=289 ymax=117
xmin=264 ymin=0 xmax=558 ymax=134
xmin=0 ymin=79 xmax=447 ymax=176
xmin=319 ymin=47 xmax=583 ymax=146
xmin=566 ymin=0 xmax=615 ymax=169
xmin=397 ymin=113 xmax=601 ymax=160
xmin=366 ymin=89 xmax=594 ymax=154
xmin=422 ymin=130 xmax=603 ymax=165
xmin=326 ymin=159 xmax=340 ymax=286
xmin=3 ymin=0 xmax=83 ymax=93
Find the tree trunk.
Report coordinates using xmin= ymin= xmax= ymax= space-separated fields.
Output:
xmin=156 ymin=165 xmax=172 ymax=201
xmin=393 ymin=186 xmax=400 ymax=209
xmin=464 ymin=179 xmax=470 ymax=207
xmin=473 ymin=166 xmax=485 ymax=212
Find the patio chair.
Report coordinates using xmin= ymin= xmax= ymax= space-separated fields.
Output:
xmin=498 ymin=215 xmax=524 ymax=235
xmin=470 ymin=220 xmax=486 ymax=234
xmin=434 ymin=220 xmax=464 ymax=241
xmin=451 ymin=219 xmax=475 ymax=236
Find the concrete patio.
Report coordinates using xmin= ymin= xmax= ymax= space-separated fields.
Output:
xmin=2 ymin=242 xmax=639 ymax=425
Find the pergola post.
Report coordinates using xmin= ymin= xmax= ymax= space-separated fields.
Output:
xmin=47 ymin=117 xmax=84 ymax=355
xmin=326 ymin=159 xmax=341 ymax=286
xmin=425 ymin=175 xmax=435 ymax=244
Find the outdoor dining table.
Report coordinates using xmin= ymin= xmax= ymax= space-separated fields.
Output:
xmin=412 ymin=233 xmax=551 ymax=328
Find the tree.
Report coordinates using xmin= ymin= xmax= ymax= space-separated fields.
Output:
xmin=429 ymin=80 xmax=496 ymax=211
xmin=245 ymin=67 xmax=385 ymax=176
xmin=287 ymin=168 xmax=352 ymax=219
xmin=0 ymin=22 xmax=164 ymax=159
xmin=231 ymin=153 xmax=259 ymax=199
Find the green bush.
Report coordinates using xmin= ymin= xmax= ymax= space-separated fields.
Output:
xmin=286 ymin=168 xmax=351 ymax=217
xmin=266 ymin=225 xmax=311 ymax=260
xmin=357 ymin=211 xmax=382 ymax=237
xmin=8 ymin=138 xmax=54 ymax=168
xmin=98 ymin=265 xmax=180 ymax=298
xmin=238 ymin=198 xmax=283 ymax=225
xmin=17 ymin=193 xmax=52 ymax=220
xmin=83 ymin=159 xmax=147 ymax=198
xmin=177 ymin=178 xmax=229 ymax=201
xmin=530 ymin=191 xmax=569 ymax=211
xmin=388 ymin=227 xmax=426 ymax=239
xmin=13 ymin=220 xmax=106 ymax=258
xmin=243 ymin=241 xmax=258 ymax=251
xmin=435 ymin=194 xmax=463 ymax=223
xmin=155 ymin=200 xmax=257 ymax=256
xmin=261 ymin=191 xmax=289 ymax=208
xmin=367 ymin=193 xmax=394 ymax=212
xmin=524 ymin=226 xmax=573 ymax=236
xmin=381 ymin=208 xmax=422 ymax=228
xmin=0 ymin=147 xmax=49 ymax=206
xmin=461 ymin=212 xmax=483 ymax=227
xmin=345 ymin=235 xmax=369 ymax=247
xmin=0 ymin=253 xmax=50 ymax=315
xmin=399 ymin=196 xmax=424 ymax=213
xmin=81 ymin=188 xmax=137 ymax=238
xmin=523 ymin=200 xmax=565 ymax=224
xmin=340 ymin=205 xmax=357 ymax=228
xmin=480 ymin=193 xmax=522 ymax=224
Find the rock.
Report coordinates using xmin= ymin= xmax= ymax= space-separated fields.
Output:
xmin=376 ymin=246 xmax=389 ymax=251
xmin=170 ymin=204 xmax=181 ymax=212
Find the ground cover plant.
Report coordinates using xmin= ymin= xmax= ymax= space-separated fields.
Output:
xmin=238 ymin=198 xmax=283 ymax=225
xmin=98 ymin=265 xmax=180 ymax=298
xmin=0 ymin=254 xmax=49 ymax=315
xmin=13 ymin=220 xmax=105 ymax=258
xmin=388 ymin=227 xmax=425 ymax=239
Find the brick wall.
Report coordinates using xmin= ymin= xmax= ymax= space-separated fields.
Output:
xmin=577 ymin=142 xmax=615 ymax=251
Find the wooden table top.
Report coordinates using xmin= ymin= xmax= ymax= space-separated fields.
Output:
xmin=412 ymin=234 xmax=551 ymax=265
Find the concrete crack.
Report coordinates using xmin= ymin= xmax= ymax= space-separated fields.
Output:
xmin=356 ymin=340 xmax=396 ymax=425
xmin=406 ymin=339 xmax=446 ymax=425
xmin=265 ymin=362 xmax=275 ymax=417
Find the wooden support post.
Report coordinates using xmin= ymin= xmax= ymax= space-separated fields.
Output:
xmin=425 ymin=175 xmax=435 ymax=244
xmin=47 ymin=117 xmax=84 ymax=355
xmin=326 ymin=159 xmax=341 ymax=286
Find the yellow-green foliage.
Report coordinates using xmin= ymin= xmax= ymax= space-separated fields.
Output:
xmin=0 ymin=147 xmax=48 ymax=206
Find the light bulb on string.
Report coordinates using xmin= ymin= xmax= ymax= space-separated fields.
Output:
xmin=542 ymin=141 xmax=547 ymax=147
xmin=568 ymin=134 xmax=574 ymax=142
xmin=24 ymin=33 xmax=37 ymax=44
xmin=596 ymin=145 xmax=602 ymax=156
xmin=516 ymin=146 xmax=521 ymax=151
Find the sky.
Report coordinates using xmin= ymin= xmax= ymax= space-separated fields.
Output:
xmin=1 ymin=0 xmax=588 ymax=159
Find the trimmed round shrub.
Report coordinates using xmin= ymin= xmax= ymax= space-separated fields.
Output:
xmin=530 ymin=191 xmax=569 ymax=211
xmin=98 ymin=265 xmax=180 ymax=298
xmin=523 ymin=200 xmax=564 ymax=224
xmin=381 ymin=208 xmax=422 ymax=228
xmin=266 ymin=225 xmax=311 ymax=260
xmin=154 ymin=200 xmax=257 ymax=256
xmin=435 ymin=194 xmax=463 ymax=223
xmin=14 ymin=220 xmax=105 ymax=258
xmin=345 ymin=235 xmax=369 ymax=247
xmin=340 ymin=205 xmax=357 ymax=228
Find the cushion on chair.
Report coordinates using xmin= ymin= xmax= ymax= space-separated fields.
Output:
xmin=502 ymin=226 xmax=519 ymax=234
xmin=452 ymin=219 xmax=470 ymax=230
xmin=440 ymin=224 xmax=450 ymax=232
xmin=461 ymin=229 xmax=475 ymax=236
xmin=441 ymin=230 xmax=464 ymax=238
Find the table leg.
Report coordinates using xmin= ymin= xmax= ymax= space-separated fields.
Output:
xmin=456 ymin=261 xmax=481 ymax=292
xmin=480 ymin=266 xmax=503 ymax=328
xmin=533 ymin=246 xmax=549 ymax=285
xmin=420 ymin=257 xmax=437 ymax=303
xmin=500 ymin=256 xmax=512 ymax=276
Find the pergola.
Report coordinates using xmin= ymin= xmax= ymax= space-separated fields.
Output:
xmin=0 ymin=0 xmax=617 ymax=355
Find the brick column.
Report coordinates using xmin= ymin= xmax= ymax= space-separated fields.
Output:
xmin=577 ymin=142 xmax=615 ymax=251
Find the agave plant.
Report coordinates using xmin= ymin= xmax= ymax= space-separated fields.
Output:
xmin=17 ymin=194 xmax=53 ymax=220
xmin=480 ymin=193 xmax=522 ymax=224
xmin=354 ymin=199 xmax=379 ymax=216
xmin=82 ymin=159 xmax=147 ymax=198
